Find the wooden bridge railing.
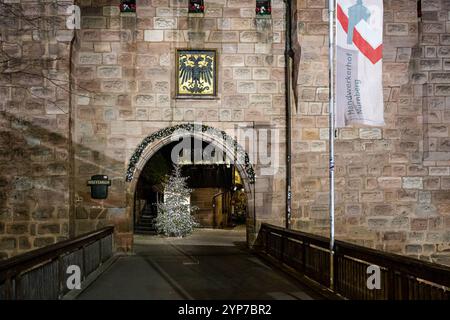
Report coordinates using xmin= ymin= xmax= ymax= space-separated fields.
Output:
xmin=0 ymin=226 xmax=114 ymax=300
xmin=259 ymin=223 xmax=450 ymax=300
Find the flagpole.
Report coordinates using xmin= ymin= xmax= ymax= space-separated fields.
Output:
xmin=328 ymin=0 xmax=336 ymax=291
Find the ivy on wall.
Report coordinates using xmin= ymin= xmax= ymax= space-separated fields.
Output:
xmin=126 ymin=124 xmax=255 ymax=184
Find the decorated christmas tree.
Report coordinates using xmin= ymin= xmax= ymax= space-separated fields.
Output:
xmin=155 ymin=164 xmax=198 ymax=237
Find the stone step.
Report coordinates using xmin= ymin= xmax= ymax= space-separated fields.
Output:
xmin=136 ymin=221 xmax=154 ymax=227
xmin=134 ymin=229 xmax=157 ymax=235
xmin=138 ymin=218 xmax=154 ymax=224
xmin=134 ymin=225 xmax=156 ymax=232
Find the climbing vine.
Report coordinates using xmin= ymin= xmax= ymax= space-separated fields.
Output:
xmin=126 ymin=124 xmax=255 ymax=184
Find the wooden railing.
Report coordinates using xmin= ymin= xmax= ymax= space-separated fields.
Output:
xmin=259 ymin=223 xmax=450 ymax=300
xmin=0 ymin=226 xmax=114 ymax=300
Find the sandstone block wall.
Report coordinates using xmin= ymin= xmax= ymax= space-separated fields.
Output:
xmin=291 ymin=0 xmax=450 ymax=265
xmin=71 ymin=0 xmax=288 ymax=251
xmin=1 ymin=0 xmax=450 ymax=266
xmin=0 ymin=1 xmax=74 ymax=259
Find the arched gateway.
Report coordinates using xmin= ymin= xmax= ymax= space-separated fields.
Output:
xmin=124 ymin=124 xmax=257 ymax=248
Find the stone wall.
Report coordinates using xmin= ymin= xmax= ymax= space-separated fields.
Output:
xmin=71 ymin=0 xmax=288 ymax=251
xmin=0 ymin=1 xmax=74 ymax=259
xmin=291 ymin=0 xmax=450 ymax=264
xmin=1 ymin=0 xmax=450 ymax=265
xmin=420 ymin=0 xmax=450 ymax=264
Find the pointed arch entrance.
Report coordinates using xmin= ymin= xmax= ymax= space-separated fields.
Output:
xmin=125 ymin=124 xmax=256 ymax=246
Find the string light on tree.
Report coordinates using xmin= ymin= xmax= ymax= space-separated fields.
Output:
xmin=155 ymin=164 xmax=199 ymax=237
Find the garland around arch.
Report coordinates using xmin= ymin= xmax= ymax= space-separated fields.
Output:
xmin=126 ymin=123 xmax=255 ymax=184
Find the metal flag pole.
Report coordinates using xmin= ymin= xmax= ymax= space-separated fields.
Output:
xmin=328 ymin=0 xmax=336 ymax=291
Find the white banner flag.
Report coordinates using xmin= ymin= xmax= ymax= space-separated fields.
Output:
xmin=336 ymin=0 xmax=384 ymax=127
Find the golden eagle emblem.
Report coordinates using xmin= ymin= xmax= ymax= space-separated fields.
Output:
xmin=177 ymin=50 xmax=216 ymax=96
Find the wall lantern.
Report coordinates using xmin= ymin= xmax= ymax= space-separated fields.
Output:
xmin=87 ymin=175 xmax=111 ymax=199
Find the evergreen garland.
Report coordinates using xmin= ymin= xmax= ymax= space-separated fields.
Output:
xmin=126 ymin=124 xmax=255 ymax=183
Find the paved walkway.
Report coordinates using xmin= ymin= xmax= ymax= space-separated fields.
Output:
xmin=77 ymin=228 xmax=322 ymax=300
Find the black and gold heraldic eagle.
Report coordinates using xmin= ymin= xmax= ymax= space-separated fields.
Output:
xmin=178 ymin=51 xmax=215 ymax=96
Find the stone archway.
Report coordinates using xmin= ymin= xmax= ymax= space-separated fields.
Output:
xmin=125 ymin=123 xmax=257 ymax=246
